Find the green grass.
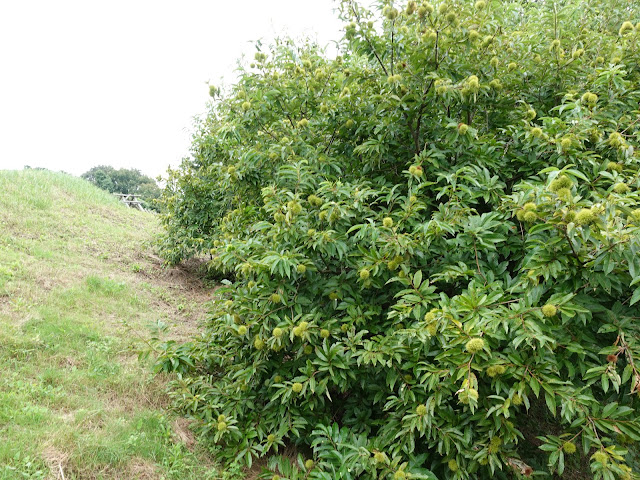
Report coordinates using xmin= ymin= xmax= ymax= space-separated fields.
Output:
xmin=0 ymin=170 xmax=220 ymax=479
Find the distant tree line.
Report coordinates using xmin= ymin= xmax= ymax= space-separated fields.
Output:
xmin=81 ymin=166 xmax=162 ymax=212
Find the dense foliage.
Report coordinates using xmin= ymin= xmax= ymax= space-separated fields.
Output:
xmin=156 ymin=1 xmax=640 ymax=478
xmin=81 ymin=165 xmax=161 ymax=211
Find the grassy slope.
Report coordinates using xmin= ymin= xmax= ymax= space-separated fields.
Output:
xmin=0 ymin=170 xmax=218 ymax=480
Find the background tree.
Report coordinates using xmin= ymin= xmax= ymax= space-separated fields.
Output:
xmin=156 ymin=0 xmax=640 ymax=478
xmin=81 ymin=165 xmax=162 ymax=211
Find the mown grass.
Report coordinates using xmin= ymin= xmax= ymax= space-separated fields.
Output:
xmin=0 ymin=170 xmax=220 ymax=479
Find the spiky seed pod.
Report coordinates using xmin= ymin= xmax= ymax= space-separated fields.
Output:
xmin=542 ymin=304 xmax=557 ymax=317
xmin=630 ymin=209 xmax=640 ymax=222
xmin=575 ymin=208 xmax=596 ymax=226
xmin=274 ymin=375 xmax=282 ymax=383
xmin=607 ymin=162 xmax=623 ymax=173
xmin=373 ymin=451 xmax=386 ymax=463
xmin=548 ymin=175 xmax=572 ymax=192
xmin=512 ymin=393 xmax=523 ymax=406
xmin=297 ymin=118 xmax=309 ymax=128
xmin=609 ymin=132 xmax=624 ymax=148
xmin=217 ymin=421 xmax=227 ymax=431
xmin=581 ymin=92 xmax=598 ymax=106
xmin=267 ymin=433 xmax=276 ymax=443
xmin=620 ymin=21 xmax=635 ymax=36
xmin=292 ymin=382 xmax=303 ymax=393
xmin=466 ymin=337 xmax=485 ymax=353
xmin=612 ymin=56 xmax=621 ymax=63
xmin=406 ymin=1 xmax=417 ymax=15
xmin=592 ymin=451 xmax=608 ymax=465
xmin=489 ymin=79 xmax=502 ymax=90
xmin=523 ymin=211 xmax=537 ymax=223
xmin=525 ymin=109 xmax=537 ymax=120
xmin=320 ymin=104 xmax=329 ymax=114
xmin=549 ymin=39 xmax=561 ymax=52
xmin=329 ymin=292 xmax=339 ymax=300
xmin=304 ymin=345 xmax=313 ymax=355
xmin=422 ymin=30 xmax=438 ymax=42
xmin=320 ymin=329 xmax=330 ymax=338
xmin=596 ymin=56 xmax=604 ymax=64
xmin=507 ymin=62 xmax=517 ymax=71
xmin=486 ymin=365 xmax=506 ymax=377
xmin=475 ymin=0 xmax=486 ymax=9
xmin=490 ymin=56 xmax=499 ymax=68
xmin=416 ymin=404 xmax=428 ymax=416
xmin=241 ymin=101 xmax=251 ymax=111
xmin=273 ymin=212 xmax=285 ymax=223
xmin=469 ymin=29 xmax=480 ymax=41
xmin=307 ymin=194 xmax=323 ymax=207
xmin=254 ymin=337 xmax=265 ymax=350
xmin=523 ymin=202 xmax=537 ymax=212
xmin=296 ymin=264 xmax=307 ymax=274
xmin=287 ymin=200 xmax=303 ymax=214
xmin=393 ymin=470 xmax=406 ymax=480
xmin=359 ymin=268 xmax=370 ymax=280
xmin=564 ymin=210 xmax=576 ymax=223
xmin=427 ymin=322 xmax=437 ymax=336
xmin=572 ymin=48 xmax=584 ymax=59
xmin=613 ymin=183 xmax=630 ymax=194
xmin=345 ymin=119 xmax=355 ymax=128
xmin=561 ymin=137 xmax=572 ymax=151
xmin=446 ymin=12 xmax=457 ymax=24
xmin=438 ymin=3 xmax=449 ymax=14
xmin=411 ymin=165 xmax=424 ymax=176
xmin=530 ymin=127 xmax=543 ymax=138
xmin=424 ymin=309 xmax=437 ymax=322
xmin=458 ymin=123 xmax=469 ymax=135
xmin=385 ymin=7 xmax=399 ymax=20
xmin=227 ymin=166 xmax=236 ymax=175
xmin=467 ymin=75 xmax=480 ymax=91
xmin=238 ymin=325 xmax=247 ymax=335
xmin=270 ymin=293 xmax=281 ymax=303
xmin=448 ymin=459 xmax=458 ymax=472
xmin=562 ymin=442 xmax=577 ymax=454
xmin=272 ymin=327 xmax=283 ymax=337
xmin=607 ymin=354 xmax=618 ymax=363
xmin=383 ymin=217 xmax=394 ymax=228
xmin=208 ymin=84 xmax=218 ymax=97
xmin=488 ymin=436 xmax=503 ymax=453
xmin=556 ymin=188 xmax=571 ymax=201
xmin=516 ymin=209 xmax=526 ymax=221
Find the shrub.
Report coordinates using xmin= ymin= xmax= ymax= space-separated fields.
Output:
xmin=157 ymin=0 xmax=640 ymax=478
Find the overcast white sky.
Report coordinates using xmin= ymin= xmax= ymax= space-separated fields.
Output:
xmin=0 ymin=0 xmax=343 ymax=179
